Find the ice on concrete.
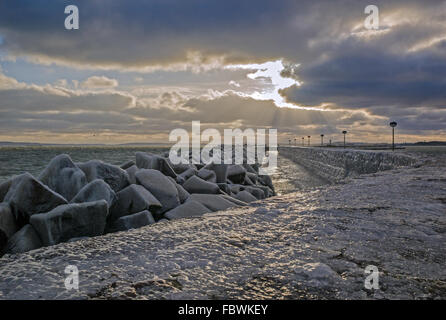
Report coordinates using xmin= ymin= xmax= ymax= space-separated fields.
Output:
xmin=279 ymin=147 xmax=419 ymax=183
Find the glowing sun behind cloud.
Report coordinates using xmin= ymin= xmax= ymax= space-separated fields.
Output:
xmin=225 ymin=60 xmax=321 ymax=110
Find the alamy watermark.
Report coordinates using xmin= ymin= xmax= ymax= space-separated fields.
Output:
xmin=64 ymin=265 xmax=79 ymax=290
xmin=168 ymin=121 xmax=277 ymax=175
xmin=64 ymin=5 xmax=79 ymax=30
xmin=364 ymin=5 xmax=380 ymax=30
xmin=364 ymin=265 xmax=380 ymax=290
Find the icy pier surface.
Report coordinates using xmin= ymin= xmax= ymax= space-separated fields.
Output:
xmin=0 ymin=150 xmax=445 ymax=299
xmin=279 ymin=146 xmax=419 ymax=183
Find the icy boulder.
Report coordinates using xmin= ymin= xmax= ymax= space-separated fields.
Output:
xmin=0 ymin=178 xmax=12 ymax=203
xmin=38 ymin=154 xmax=87 ymax=201
xmin=0 ymin=203 xmax=18 ymax=251
xmin=164 ymin=200 xmax=211 ymax=220
xmin=120 ymin=160 xmax=135 ymax=170
xmin=204 ymin=163 xmax=229 ymax=183
xmin=30 ymin=200 xmax=108 ymax=246
xmin=125 ymin=165 xmax=138 ymax=184
xmin=234 ymin=190 xmax=258 ymax=203
xmin=2 ymin=224 xmax=42 ymax=254
xmin=106 ymin=210 xmax=155 ymax=233
xmin=166 ymin=177 xmax=190 ymax=203
xmin=109 ymin=184 xmax=162 ymax=221
xmin=186 ymin=194 xmax=239 ymax=212
xmin=183 ymin=175 xmax=221 ymax=194
xmin=70 ymin=179 xmax=117 ymax=208
xmin=178 ymin=167 xmax=198 ymax=181
xmin=3 ymin=173 xmax=68 ymax=226
xmin=135 ymin=169 xmax=180 ymax=214
xmin=197 ymin=168 xmax=217 ymax=183
xmin=227 ymin=165 xmax=247 ymax=184
xmin=78 ymin=160 xmax=130 ymax=193
xmin=136 ymin=152 xmax=178 ymax=179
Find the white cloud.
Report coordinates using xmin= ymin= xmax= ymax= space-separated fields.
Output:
xmin=81 ymin=76 xmax=119 ymax=89
xmin=229 ymin=80 xmax=241 ymax=87
xmin=225 ymin=60 xmax=309 ymax=109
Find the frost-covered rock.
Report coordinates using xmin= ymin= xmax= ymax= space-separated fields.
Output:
xmin=2 ymin=224 xmax=42 ymax=254
xmin=38 ymin=154 xmax=87 ymax=201
xmin=125 ymin=165 xmax=138 ymax=184
xmin=166 ymin=177 xmax=190 ymax=204
xmin=0 ymin=203 xmax=18 ymax=250
xmin=120 ymin=160 xmax=135 ymax=170
xmin=186 ymin=194 xmax=239 ymax=212
xmin=78 ymin=160 xmax=129 ymax=193
xmin=227 ymin=165 xmax=247 ymax=184
xmin=168 ymin=162 xmax=195 ymax=175
xmin=70 ymin=179 xmax=117 ymax=208
xmin=257 ymin=185 xmax=274 ymax=198
xmin=136 ymin=152 xmax=177 ymax=179
xmin=246 ymin=172 xmax=258 ymax=184
xmin=183 ymin=176 xmax=221 ymax=194
xmin=243 ymin=164 xmax=257 ymax=174
xmin=3 ymin=173 xmax=68 ymax=226
xmin=107 ymin=210 xmax=155 ymax=233
xmin=217 ymin=183 xmax=232 ymax=195
xmin=0 ymin=178 xmax=12 ymax=203
xmin=220 ymin=195 xmax=248 ymax=206
xmin=229 ymin=184 xmax=244 ymax=194
xmin=257 ymin=175 xmax=274 ymax=193
xmin=244 ymin=186 xmax=265 ymax=200
xmin=164 ymin=200 xmax=211 ymax=220
xmin=30 ymin=200 xmax=108 ymax=246
xmin=234 ymin=190 xmax=258 ymax=203
xmin=205 ymin=163 xmax=229 ymax=183
xmin=178 ymin=168 xmax=198 ymax=181
xmin=109 ymin=184 xmax=162 ymax=221
xmin=135 ymin=169 xmax=180 ymax=213
xmin=197 ymin=168 xmax=217 ymax=183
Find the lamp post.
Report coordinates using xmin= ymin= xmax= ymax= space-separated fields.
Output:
xmin=390 ymin=121 xmax=397 ymax=151
xmin=342 ymin=131 xmax=347 ymax=149
xmin=302 ymin=137 xmax=304 ymax=146
xmin=320 ymin=134 xmax=324 ymax=147
xmin=308 ymin=136 xmax=311 ymax=146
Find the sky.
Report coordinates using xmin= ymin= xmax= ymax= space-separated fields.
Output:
xmin=0 ymin=0 xmax=445 ymax=144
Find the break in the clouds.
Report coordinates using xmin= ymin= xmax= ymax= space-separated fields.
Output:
xmin=0 ymin=0 xmax=445 ymax=143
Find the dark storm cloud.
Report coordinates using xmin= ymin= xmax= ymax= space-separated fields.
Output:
xmin=283 ymin=47 xmax=446 ymax=112
xmin=0 ymin=0 xmax=433 ymax=67
xmin=0 ymin=0 xmax=298 ymax=67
